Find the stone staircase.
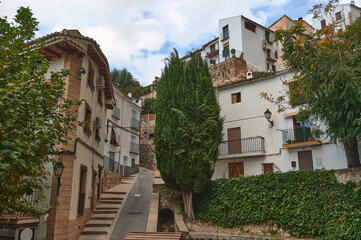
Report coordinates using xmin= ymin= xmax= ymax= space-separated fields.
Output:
xmin=78 ymin=176 xmax=137 ymax=240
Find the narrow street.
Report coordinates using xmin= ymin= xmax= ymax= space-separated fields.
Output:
xmin=109 ymin=170 xmax=155 ymax=240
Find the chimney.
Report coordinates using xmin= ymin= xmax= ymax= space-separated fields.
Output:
xmin=128 ymin=93 xmax=132 ymax=98
xmin=351 ymin=0 xmax=355 ymax=5
xmin=298 ymin=17 xmax=303 ymax=21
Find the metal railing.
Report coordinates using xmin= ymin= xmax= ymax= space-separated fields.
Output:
xmin=219 ymin=136 xmax=265 ymax=156
xmin=130 ymin=118 xmax=140 ymax=131
xmin=103 ymin=156 xmax=120 ymax=174
xmin=130 ymin=142 xmax=140 ymax=155
xmin=281 ymin=127 xmax=313 ymax=145
xmin=2 ymin=191 xmax=40 ymax=219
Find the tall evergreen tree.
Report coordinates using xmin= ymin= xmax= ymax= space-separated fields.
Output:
xmin=154 ymin=50 xmax=223 ymax=221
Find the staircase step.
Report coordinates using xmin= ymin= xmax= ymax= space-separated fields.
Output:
xmin=82 ymin=226 xmax=109 ymax=234
xmin=99 ymin=200 xmax=122 ymax=204
xmin=94 ymin=210 xmax=118 ymax=214
xmin=91 ymin=213 xmax=116 ymax=220
xmin=85 ymin=223 xmax=111 ymax=227
xmin=78 ymin=235 xmax=106 ymax=240
xmin=100 ymin=197 xmax=123 ymax=200
xmin=86 ymin=219 xmax=113 ymax=226
xmin=96 ymin=207 xmax=119 ymax=210
xmin=91 ymin=216 xmax=114 ymax=220
xmin=102 ymin=191 xmax=126 ymax=195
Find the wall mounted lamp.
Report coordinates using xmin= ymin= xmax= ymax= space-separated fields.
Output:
xmin=54 ymin=161 xmax=65 ymax=196
xmin=79 ymin=67 xmax=86 ymax=75
xmin=264 ymin=109 xmax=274 ymax=127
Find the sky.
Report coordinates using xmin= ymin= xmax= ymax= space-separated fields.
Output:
xmin=1 ymin=0 xmax=360 ymax=86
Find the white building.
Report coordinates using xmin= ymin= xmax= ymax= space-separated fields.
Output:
xmin=212 ymin=70 xmax=349 ymax=179
xmin=311 ymin=1 xmax=361 ymax=31
xmin=182 ymin=15 xmax=279 ymax=72
xmin=104 ymin=85 xmax=142 ymax=177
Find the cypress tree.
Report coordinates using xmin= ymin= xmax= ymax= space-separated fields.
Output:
xmin=154 ymin=50 xmax=223 ymax=221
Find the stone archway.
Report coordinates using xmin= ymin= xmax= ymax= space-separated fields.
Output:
xmin=157 ymin=208 xmax=175 ymax=232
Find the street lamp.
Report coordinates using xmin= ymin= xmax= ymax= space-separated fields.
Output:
xmin=54 ymin=161 xmax=65 ymax=195
xmin=264 ymin=109 xmax=274 ymax=127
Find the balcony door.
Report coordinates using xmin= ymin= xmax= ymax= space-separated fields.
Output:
xmin=293 ymin=119 xmax=312 ymax=143
xmin=298 ymin=150 xmax=314 ymax=171
xmin=227 ymin=127 xmax=242 ymax=154
xmin=229 ymin=162 xmax=244 ymax=178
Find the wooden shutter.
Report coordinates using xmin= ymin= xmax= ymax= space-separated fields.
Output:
xmin=231 ymin=93 xmax=237 ymax=103
xmin=298 ymin=150 xmax=314 ymax=171
xmin=227 ymin=128 xmax=242 ymax=154
xmin=229 ymin=162 xmax=244 ymax=178
xmin=263 ymin=163 xmax=274 ymax=174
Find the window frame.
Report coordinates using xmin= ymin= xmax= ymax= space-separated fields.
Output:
xmin=87 ymin=62 xmax=95 ymax=91
xmin=231 ymin=92 xmax=241 ymax=104
xmin=84 ymin=102 xmax=92 ymax=136
xmin=335 ymin=11 xmax=342 ymax=21
xmin=222 ymin=25 xmax=229 ymax=40
xmin=245 ymin=21 xmax=256 ymax=32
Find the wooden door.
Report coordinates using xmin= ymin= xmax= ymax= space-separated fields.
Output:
xmin=227 ymin=128 xmax=242 ymax=154
xmin=298 ymin=150 xmax=314 ymax=171
xmin=91 ymin=171 xmax=97 ymax=211
xmin=228 ymin=162 xmax=244 ymax=178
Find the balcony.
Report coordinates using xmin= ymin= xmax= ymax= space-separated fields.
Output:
xmin=1 ymin=191 xmax=40 ymax=225
xmin=130 ymin=142 xmax=140 ymax=155
xmin=266 ymin=51 xmax=277 ymax=63
xmin=103 ymin=156 xmax=120 ymax=174
xmin=218 ymin=136 xmax=265 ymax=159
xmin=281 ymin=127 xmax=322 ymax=148
xmin=130 ymin=118 xmax=140 ymax=131
xmin=206 ymin=49 xmax=219 ymax=59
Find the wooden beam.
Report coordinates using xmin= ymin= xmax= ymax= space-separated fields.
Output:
xmin=44 ymin=47 xmax=61 ymax=58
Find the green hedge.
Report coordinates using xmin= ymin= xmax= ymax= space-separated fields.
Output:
xmin=194 ymin=170 xmax=361 ymax=239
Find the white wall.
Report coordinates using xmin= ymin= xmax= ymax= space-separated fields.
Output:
xmin=219 ymin=16 xmax=243 ymax=62
xmin=212 ymin=71 xmax=349 ymax=179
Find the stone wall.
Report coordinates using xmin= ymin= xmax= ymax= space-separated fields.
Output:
xmin=334 ymin=167 xmax=361 ymax=184
xmin=102 ymin=169 xmax=122 ymax=191
xmin=140 ymin=114 xmax=157 ymax=170
xmin=153 ymin=183 xmax=182 ymax=210
xmin=210 ymin=55 xmax=249 ymax=87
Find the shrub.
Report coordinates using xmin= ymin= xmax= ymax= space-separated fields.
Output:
xmin=194 ymin=170 xmax=361 ymax=239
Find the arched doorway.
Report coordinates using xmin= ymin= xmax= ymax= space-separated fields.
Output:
xmin=157 ymin=208 xmax=175 ymax=232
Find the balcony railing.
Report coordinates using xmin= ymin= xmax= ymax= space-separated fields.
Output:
xmin=219 ymin=136 xmax=265 ymax=156
xmin=266 ymin=51 xmax=277 ymax=62
xmin=281 ymin=127 xmax=316 ymax=145
xmin=130 ymin=142 xmax=140 ymax=155
xmin=2 ymin=191 xmax=40 ymax=220
xmin=103 ymin=156 xmax=120 ymax=174
xmin=130 ymin=118 xmax=140 ymax=131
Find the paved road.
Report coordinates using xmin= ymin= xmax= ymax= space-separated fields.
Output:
xmin=110 ymin=171 xmax=155 ymax=240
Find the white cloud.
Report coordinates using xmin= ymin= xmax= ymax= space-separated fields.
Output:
xmin=4 ymin=0 xmax=356 ymax=85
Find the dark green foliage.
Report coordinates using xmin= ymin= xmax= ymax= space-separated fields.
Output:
xmin=194 ymin=170 xmax=361 ymax=239
xmin=154 ymin=49 xmax=223 ymax=193
xmin=110 ymin=67 xmax=148 ymax=98
xmin=141 ymin=98 xmax=156 ymax=114
xmin=0 ymin=7 xmax=81 ymax=217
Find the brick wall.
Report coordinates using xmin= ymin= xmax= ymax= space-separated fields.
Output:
xmin=102 ymin=169 xmax=122 ymax=191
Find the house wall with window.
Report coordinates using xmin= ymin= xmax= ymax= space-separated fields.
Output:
xmin=216 ymin=15 xmax=279 ymax=72
xmin=311 ymin=2 xmax=361 ymax=31
xmin=213 ymin=70 xmax=349 ymax=179
xmin=104 ymin=84 xmax=141 ymax=177
xmin=27 ymin=29 xmax=115 ymax=240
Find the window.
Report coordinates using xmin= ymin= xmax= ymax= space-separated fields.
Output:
xmin=210 ymin=43 xmax=216 ymax=53
xmin=222 ymin=25 xmax=229 ymax=40
xmin=78 ymin=165 xmax=87 ymax=215
xmin=87 ymin=63 xmax=95 ymax=91
xmin=231 ymin=92 xmax=241 ymax=104
xmin=321 ymin=19 xmax=326 ymax=28
xmin=263 ymin=163 xmax=274 ymax=174
xmin=245 ymin=21 xmax=256 ymax=32
xmin=110 ymin=127 xmax=117 ymax=145
xmin=98 ymin=90 xmax=103 ymax=106
xmin=335 ymin=11 xmax=342 ymax=21
xmin=267 ymin=63 xmax=270 ymax=70
xmin=275 ymin=51 xmax=278 ymax=59
xmin=293 ymin=118 xmax=312 ymax=143
xmin=95 ymin=128 xmax=101 ymax=141
xmin=131 ymin=158 xmax=135 ymax=167
xmin=265 ymin=30 xmax=271 ymax=42
xmin=84 ymin=103 xmax=92 ymax=136
xmin=272 ymin=65 xmax=276 ymax=72
xmin=223 ymin=46 xmax=230 ymax=60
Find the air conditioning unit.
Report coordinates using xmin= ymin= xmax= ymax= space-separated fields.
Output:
xmin=16 ymin=227 xmax=36 ymax=240
xmin=93 ymin=117 xmax=101 ymax=128
xmin=96 ymin=76 xmax=105 ymax=88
